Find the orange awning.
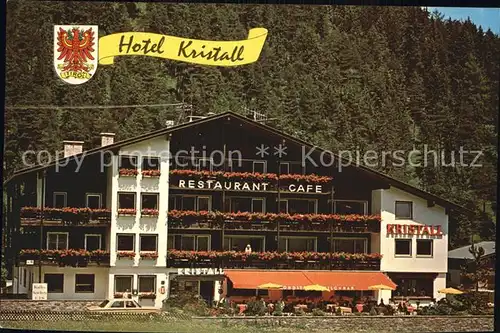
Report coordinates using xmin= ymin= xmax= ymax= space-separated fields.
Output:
xmin=225 ymin=270 xmax=312 ymax=290
xmin=225 ymin=270 xmax=396 ymax=291
xmin=305 ymin=271 xmax=397 ymax=291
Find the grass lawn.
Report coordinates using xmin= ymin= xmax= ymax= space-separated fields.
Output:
xmin=0 ymin=320 xmax=385 ymax=333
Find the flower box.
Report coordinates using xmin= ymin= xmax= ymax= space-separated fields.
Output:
xmin=142 ymin=169 xmax=161 ymax=177
xmin=141 ymin=209 xmax=159 ymax=217
xmin=119 ymin=168 xmax=138 ymax=177
xmin=117 ymin=251 xmax=136 ymax=259
xmin=118 ymin=208 xmax=137 ymax=216
xmin=138 ymin=292 xmax=156 ymax=299
xmin=169 ymin=169 xmax=333 ymax=185
xmin=140 ymin=251 xmax=159 ymax=259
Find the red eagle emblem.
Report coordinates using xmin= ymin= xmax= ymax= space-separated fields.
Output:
xmin=56 ymin=27 xmax=96 ymax=72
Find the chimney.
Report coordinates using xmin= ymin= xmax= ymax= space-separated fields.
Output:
xmin=100 ymin=133 xmax=115 ymax=147
xmin=63 ymin=140 xmax=84 ymax=158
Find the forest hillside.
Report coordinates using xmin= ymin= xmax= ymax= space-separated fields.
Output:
xmin=5 ymin=3 xmax=498 ymax=247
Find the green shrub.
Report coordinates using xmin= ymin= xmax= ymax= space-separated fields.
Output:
xmin=245 ymin=300 xmax=267 ymax=316
xmin=295 ymin=308 xmax=306 ymax=316
xmin=162 ymin=290 xmax=210 ymax=316
xmin=312 ymin=308 xmax=325 ymax=316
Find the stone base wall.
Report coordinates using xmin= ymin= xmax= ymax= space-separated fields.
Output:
xmin=0 ymin=300 xmax=103 ymax=312
xmin=198 ymin=316 xmax=494 ymax=332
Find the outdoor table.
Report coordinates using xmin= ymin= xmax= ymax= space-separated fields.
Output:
xmin=339 ymin=307 xmax=352 ymax=314
xmin=355 ymin=304 xmax=364 ymax=313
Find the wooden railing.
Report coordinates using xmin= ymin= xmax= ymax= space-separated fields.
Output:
xmin=167 ymin=250 xmax=381 ymax=271
xmin=167 ymin=211 xmax=381 ymax=233
xmin=18 ymin=249 xmax=110 ymax=267
xmin=20 ymin=207 xmax=111 ymax=226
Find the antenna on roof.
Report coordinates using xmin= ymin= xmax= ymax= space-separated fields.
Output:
xmin=243 ymin=106 xmax=277 ymax=124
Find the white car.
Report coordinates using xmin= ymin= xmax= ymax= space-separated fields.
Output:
xmin=87 ymin=299 xmax=161 ymax=313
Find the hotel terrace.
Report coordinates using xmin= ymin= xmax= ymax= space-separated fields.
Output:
xmin=3 ymin=111 xmax=464 ymax=308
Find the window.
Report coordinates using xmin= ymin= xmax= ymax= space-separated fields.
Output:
xmin=182 ymin=196 xmax=195 ymax=210
xmin=120 ymin=155 xmax=137 ymax=169
xmin=111 ymin=301 xmax=125 ymax=308
xmin=86 ymin=193 xmax=102 ymax=209
xmin=118 ymin=193 xmax=136 ymax=209
xmin=279 ymin=162 xmax=290 ymax=175
xmin=75 ymin=274 xmax=95 ymax=293
xmin=251 ymin=198 xmax=265 ymax=213
xmin=279 ymin=200 xmax=288 ymax=213
xmin=117 ymin=234 xmax=135 ymax=251
xmin=138 ymin=276 xmax=156 ymax=293
xmin=141 ymin=193 xmax=158 ymax=210
xmin=114 ymin=275 xmax=133 ymax=293
xmin=228 ymin=197 xmax=251 ymax=213
xmin=278 ymin=237 xmax=316 ymax=252
xmin=332 ymin=238 xmax=367 ymax=253
xmin=53 ymin=192 xmax=67 ymax=208
xmin=334 ymin=200 xmax=367 ymax=215
xmin=395 ymin=239 xmax=412 ymax=256
xmin=85 ymin=234 xmax=102 ymax=251
xmin=392 ymin=276 xmax=434 ymax=297
xmin=197 ymin=196 xmax=211 ymax=211
xmin=253 ymin=161 xmax=266 ymax=173
xmin=170 ymin=195 xmax=211 ymax=211
xmin=23 ymin=269 xmax=27 ymax=287
xmin=47 ymin=232 xmax=68 ymax=250
xmin=168 ymin=235 xmax=210 ymax=251
xmin=142 ymin=157 xmax=160 ymax=171
xmin=44 ymin=274 xmax=64 ymax=293
xmin=126 ymin=301 xmax=137 ymax=308
xmin=140 ymin=234 xmax=157 ymax=252
xmin=395 ymin=201 xmax=413 ymax=219
xmin=287 ymin=199 xmax=317 ymax=214
xmin=174 ymin=235 xmax=210 ymax=251
xmin=416 ymin=239 xmax=433 ymax=257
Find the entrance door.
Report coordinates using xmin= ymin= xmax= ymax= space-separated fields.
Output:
xmin=199 ymin=281 xmax=214 ymax=305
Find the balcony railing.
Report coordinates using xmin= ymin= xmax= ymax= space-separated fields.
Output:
xmin=167 ymin=210 xmax=381 ymax=233
xmin=167 ymin=250 xmax=381 ymax=271
xmin=18 ymin=249 xmax=110 ymax=267
xmin=20 ymin=207 xmax=111 ymax=226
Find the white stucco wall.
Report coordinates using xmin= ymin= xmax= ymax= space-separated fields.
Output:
xmin=108 ymin=268 xmax=169 ymax=308
xmin=433 ymin=273 xmax=446 ymax=301
xmin=22 ymin=266 xmax=108 ymax=300
xmin=379 ymin=187 xmax=448 ymax=274
xmin=106 ymin=136 xmax=170 ymax=308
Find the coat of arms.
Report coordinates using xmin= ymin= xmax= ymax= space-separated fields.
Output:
xmin=53 ymin=25 xmax=98 ymax=84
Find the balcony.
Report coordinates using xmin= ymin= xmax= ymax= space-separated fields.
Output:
xmin=167 ymin=210 xmax=381 ymax=233
xmin=18 ymin=249 xmax=110 ymax=267
xmin=20 ymin=207 xmax=111 ymax=227
xmin=167 ymin=250 xmax=381 ymax=271
xmin=169 ymin=170 xmax=333 ymax=193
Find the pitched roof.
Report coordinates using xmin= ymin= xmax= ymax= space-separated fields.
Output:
xmin=5 ymin=111 xmax=467 ymax=212
xmin=448 ymin=241 xmax=496 ymax=259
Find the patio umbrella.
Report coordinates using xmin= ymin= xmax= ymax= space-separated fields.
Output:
xmin=368 ymin=284 xmax=395 ymax=291
xmin=438 ymin=287 xmax=463 ymax=295
xmin=257 ymin=283 xmax=283 ymax=289
xmin=304 ymin=284 xmax=330 ymax=291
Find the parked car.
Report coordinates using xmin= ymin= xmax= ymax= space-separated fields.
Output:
xmin=87 ymin=299 xmax=161 ymax=313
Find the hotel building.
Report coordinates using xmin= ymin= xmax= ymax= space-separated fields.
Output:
xmin=4 ymin=112 xmax=463 ymax=308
